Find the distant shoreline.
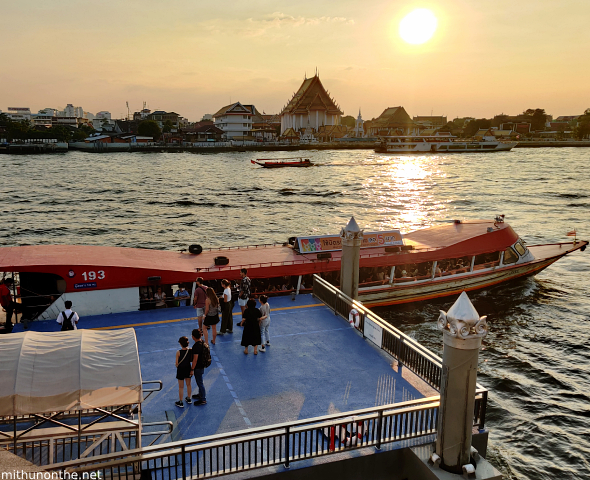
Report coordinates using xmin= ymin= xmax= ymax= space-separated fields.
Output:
xmin=2 ymin=140 xmax=590 ymax=154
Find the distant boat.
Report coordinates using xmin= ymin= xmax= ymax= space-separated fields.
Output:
xmin=375 ymin=134 xmax=516 ymax=153
xmin=251 ymin=158 xmax=313 ymax=168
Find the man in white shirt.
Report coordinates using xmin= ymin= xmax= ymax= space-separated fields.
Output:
xmin=56 ymin=301 xmax=80 ymax=331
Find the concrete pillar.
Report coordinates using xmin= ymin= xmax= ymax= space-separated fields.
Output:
xmin=339 ymin=217 xmax=363 ymax=300
xmin=435 ymin=291 xmax=488 ymax=474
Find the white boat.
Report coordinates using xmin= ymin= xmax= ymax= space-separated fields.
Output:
xmin=375 ymin=134 xmax=516 ymax=153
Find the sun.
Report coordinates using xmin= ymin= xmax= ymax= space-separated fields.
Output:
xmin=399 ymin=8 xmax=438 ymax=45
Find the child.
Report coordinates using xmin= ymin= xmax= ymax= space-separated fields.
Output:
xmin=175 ymin=336 xmax=193 ymax=407
xmin=259 ymin=295 xmax=271 ymax=352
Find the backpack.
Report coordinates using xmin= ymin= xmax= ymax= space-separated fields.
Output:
xmin=61 ymin=311 xmax=76 ymax=331
xmin=200 ymin=342 xmax=212 ymax=368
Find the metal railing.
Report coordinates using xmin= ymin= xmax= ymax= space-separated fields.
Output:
xmin=46 ymin=397 xmax=440 ymax=477
xmin=312 ymin=274 xmax=488 ymax=428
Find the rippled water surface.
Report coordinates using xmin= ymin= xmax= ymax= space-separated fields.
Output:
xmin=1 ymin=148 xmax=589 ymax=479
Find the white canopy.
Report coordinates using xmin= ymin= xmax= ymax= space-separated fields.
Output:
xmin=0 ymin=328 xmax=142 ymax=416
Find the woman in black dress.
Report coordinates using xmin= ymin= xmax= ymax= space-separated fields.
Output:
xmin=239 ymin=299 xmax=262 ymax=355
xmin=203 ymin=287 xmax=220 ymax=345
xmin=175 ymin=336 xmax=194 ymax=407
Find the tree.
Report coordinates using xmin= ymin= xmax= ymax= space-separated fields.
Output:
xmin=573 ymin=109 xmax=590 ymax=140
xmin=6 ymin=120 xmax=31 ymax=141
xmin=49 ymin=125 xmax=72 ymax=143
xmin=340 ymin=115 xmax=355 ymax=128
xmin=138 ymin=120 xmax=161 ymax=140
xmin=72 ymin=125 xmax=95 ymax=142
xmin=522 ymin=108 xmax=547 ymax=132
xmin=162 ymin=120 xmax=175 ymax=133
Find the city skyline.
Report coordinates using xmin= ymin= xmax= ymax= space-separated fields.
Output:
xmin=1 ymin=0 xmax=589 ymax=121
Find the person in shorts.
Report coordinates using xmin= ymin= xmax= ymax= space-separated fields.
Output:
xmin=175 ymin=336 xmax=193 ymax=407
xmin=237 ymin=268 xmax=251 ymax=325
xmin=193 ymin=277 xmax=208 ymax=333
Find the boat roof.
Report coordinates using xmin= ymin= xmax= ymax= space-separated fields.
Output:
xmin=0 ymin=220 xmax=518 ymax=281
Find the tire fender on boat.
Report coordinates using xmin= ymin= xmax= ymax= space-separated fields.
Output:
xmin=188 ymin=244 xmax=203 ymax=255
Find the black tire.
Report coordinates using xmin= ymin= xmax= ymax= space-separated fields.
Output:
xmin=189 ymin=244 xmax=203 ymax=255
xmin=214 ymin=256 xmax=229 ymax=266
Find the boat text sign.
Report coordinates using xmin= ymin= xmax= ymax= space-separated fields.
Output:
xmin=364 ymin=317 xmax=383 ymax=348
xmin=296 ymin=230 xmax=403 ymax=253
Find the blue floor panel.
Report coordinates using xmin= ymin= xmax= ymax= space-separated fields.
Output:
xmin=14 ymin=294 xmax=428 ymax=444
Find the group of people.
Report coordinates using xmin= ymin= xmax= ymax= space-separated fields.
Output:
xmin=174 ymin=268 xmax=273 ymax=407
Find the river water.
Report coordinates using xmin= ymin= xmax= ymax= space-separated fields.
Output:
xmin=1 ymin=148 xmax=589 ymax=479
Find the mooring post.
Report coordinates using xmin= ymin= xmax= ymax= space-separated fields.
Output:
xmin=435 ymin=291 xmax=488 ymax=475
xmin=339 ymin=216 xmax=363 ymax=300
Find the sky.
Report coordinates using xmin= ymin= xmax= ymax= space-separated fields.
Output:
xmin=1 ymin=0 xmax=589 ymax=122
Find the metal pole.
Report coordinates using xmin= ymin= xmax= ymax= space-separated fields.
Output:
xmin=284 ymin=426 xmax=290 ymax=468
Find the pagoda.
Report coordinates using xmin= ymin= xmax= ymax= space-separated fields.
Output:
xmin=280 ymin=72 xmax=343 ymax=136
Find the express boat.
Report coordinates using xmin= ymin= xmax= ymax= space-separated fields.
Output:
xmin=0 ymin=217 xmax=585 ymax=320
xmin=251 ymin=158 xmax=312 ymax=168
xmin=375 ymin=135 xmax=516 ymax=153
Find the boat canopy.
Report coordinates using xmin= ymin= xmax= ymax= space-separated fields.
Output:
xmin=0 ymin=328 xmax=142 ymax=416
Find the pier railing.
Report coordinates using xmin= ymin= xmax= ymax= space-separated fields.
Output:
xmin=46 ymin=397 xmax=441 ymax=477
xmin=312 ymin=275 xmax=488 ymax=425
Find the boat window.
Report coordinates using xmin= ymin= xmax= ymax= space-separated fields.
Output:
xmin=503 ymin=247 xmax=519 ymax=265
xmin=251 ymin=275 xmax=299 ymax=296
xmin=514 ymin=242 xmax=526 ymax=256
xmin=360 ymin=267 xmax=390 ymax=286
xmin=473 ymin=251 xmax=501 ymax=270
xmin=437 ymin=257 xmax=470 ymax=276
xmin=393 ymin=262 xmax=432 ymax=282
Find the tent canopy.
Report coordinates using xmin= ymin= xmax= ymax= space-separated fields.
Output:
xmin=0 ymin=328 xmax=142 ymax=416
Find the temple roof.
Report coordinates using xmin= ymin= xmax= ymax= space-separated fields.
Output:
xmin=213 ymin=102 xmax=261 ymax=118
xmin=369 ymin=107 xmax=415 ymax=128
xmin=281 ymin=75 xmax=342 ymax=116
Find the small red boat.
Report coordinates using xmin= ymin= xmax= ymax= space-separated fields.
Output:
xmin=251 ymin=158 xmax=313 ymax=168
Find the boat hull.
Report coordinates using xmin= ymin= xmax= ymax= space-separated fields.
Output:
xmin=358 ymin=252 xmax=569 ymax=307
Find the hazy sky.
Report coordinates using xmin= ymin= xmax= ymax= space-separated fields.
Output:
xmin=1 ymin=0 xmax=589 ymax=121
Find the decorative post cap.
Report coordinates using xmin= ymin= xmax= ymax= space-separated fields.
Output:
xmin=437 ymin=291 xmax=487 ymax=341
xmin=340 ymin=216 xmax=363 ymax=241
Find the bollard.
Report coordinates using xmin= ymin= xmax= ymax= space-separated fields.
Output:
xmin=340 ymin=216 xmax=363 ymax=300
xmin=435 ymin=291 xmax=488 ymax=474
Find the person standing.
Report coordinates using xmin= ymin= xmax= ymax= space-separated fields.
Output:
xmin=193 ymin=277 xmax=208 ymax=333
xmin=154 ymin=287 xmax=167 ymax=308
xmin=258 ymin=295 xmax=271 ymax=352
xmin=175 ymin=336 xmax=193 ymax=408
xmin=56 ymin=301 xmax=80 ymax=331
xmin=203 ymin=287 xmax=220 ymax=345
xmin=237 ymin=268 xmax=251 ymax=326
xmin=190 ymin=329 xmax=207 ymax=405
xmin=174 ymin=285 xmax=190 ymax=306
xmin=239 ymin=299 xmax=262 ymax=355
xmin=0 ymin=278 xmax=18 ymax=332
xmin=219 ymin=279 xmax=233 ymax=335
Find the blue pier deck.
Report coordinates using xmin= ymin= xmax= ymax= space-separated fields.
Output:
xmin=13 ymin=294 xmax=436 ymax=444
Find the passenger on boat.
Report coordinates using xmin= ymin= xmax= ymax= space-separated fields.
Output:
xmin=0 ymin=278 xmax=18 ymax=332
xmin=154 ymin=287 xmax=167 ymax=308
xmin=174 ymin=285 xmax=190 ymax=306
xmin=259 ymin=295 xmax=271 ymax=352
xmin=435 ymin=265 xmax=442 ymax=277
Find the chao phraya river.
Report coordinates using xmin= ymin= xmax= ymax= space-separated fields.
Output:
xmin=1 ymin=148 xmax=589 ymax=480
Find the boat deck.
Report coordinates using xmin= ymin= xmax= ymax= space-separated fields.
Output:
xmin=12 ymin=295 xmax=436 ymax=444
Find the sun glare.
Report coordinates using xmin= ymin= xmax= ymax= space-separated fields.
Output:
xmin=399 ymin=8 xmax=438 ymax=45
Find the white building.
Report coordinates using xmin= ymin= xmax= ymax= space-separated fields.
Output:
xmin=2 ymin=107 xmax=32 ymax=123
xmin=213 ymin=102 xmax=258 ymax=139
xmin=353 ymin=109 xmax=365 ymax=137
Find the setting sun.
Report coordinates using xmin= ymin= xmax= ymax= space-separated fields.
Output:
xmin=399 ymin=8 xmax=438 ymax=45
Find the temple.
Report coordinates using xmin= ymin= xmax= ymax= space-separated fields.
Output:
xmin=280 ymin=73 xmax=343 ymax=137
xmin=365 ymin=106 xmax=419 ymax=136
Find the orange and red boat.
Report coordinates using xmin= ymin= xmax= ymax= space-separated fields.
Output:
xmin=251 ymin=158 xmax=312 ymax=168
xmin=0 ymin=217 xmax=586 ymax=319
